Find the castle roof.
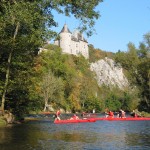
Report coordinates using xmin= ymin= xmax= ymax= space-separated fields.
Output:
xmin=58 ymin=24 xmax=88 ymax=43
xmin=60 ymin=24 xmax=72 ymax=34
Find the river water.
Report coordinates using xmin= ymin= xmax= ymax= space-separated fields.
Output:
xmin=0 ymin=114 xmax=150 ymax=150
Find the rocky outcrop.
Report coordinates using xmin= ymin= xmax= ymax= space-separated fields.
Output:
xmin=3 ymin=111 xmax=14 ymax=124
xmin=90 ymin=57 xmax=128 ymax=89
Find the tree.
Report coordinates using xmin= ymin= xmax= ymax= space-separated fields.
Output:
xmin=136 ymin=33 xmax=150 ymax=112
xmin=0 ymin=1 xmax=55 ymax=114
xmin=39 ymin=71 xmax=64 ymax=111
xmin=114 ymin=33 xmax=150 ymax=112
xmin=104 ymin=94 xmax=121 ymax=111
xmin=52 ymin=0 xmax=103 ymax=36
xmin=0 ymin=0 xmax=103 ymax=115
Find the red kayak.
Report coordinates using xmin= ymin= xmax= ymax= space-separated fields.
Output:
xmin=93 ymin=117 xmax=150 ymax=121
xmin=54 ymin=118 xmax=96 ymax=124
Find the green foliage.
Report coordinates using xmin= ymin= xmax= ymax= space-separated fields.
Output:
xmin=84 ymin=96 xmax=102 ymax=112
xmin=43 ymin=44 xmax=60 ymax=51
xmin=105 ymin=94 xmax=121 ymax=111
xmin=114 ymin=34 xmax=150 ymax=112
xmin=39 ymin=71 xmax=64 ymax=108
xmin=121 ymin=92 xmax=133 ymax=111
xmin=0 ymin=0 xmax=56 ymax=115
xmin=31 ymin=45 xmax=102 ymax=112
xmin=89 ymin=44 xmax=114 ymax=62
xmin=51 ymin=0 xmax=103 ymax=36
xmin=98 ymin=85 xmax=140 ymax=112
xmin=4 ymin=53 xmax=41 ymax=117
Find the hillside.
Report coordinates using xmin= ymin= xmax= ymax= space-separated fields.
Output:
xmin=0 ymin=43 xmax=149 ymax=117
xmin=31 ymin=44 xmax=141 ymax=113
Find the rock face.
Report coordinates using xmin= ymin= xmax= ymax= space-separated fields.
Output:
xmin=90 ymin=57 xmax=128 ymax=89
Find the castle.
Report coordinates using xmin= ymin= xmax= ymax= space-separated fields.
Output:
xmin=54 ymin=24 xmax=89 ymax=59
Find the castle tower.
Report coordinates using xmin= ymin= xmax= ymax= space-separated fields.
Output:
xmin=59 ymin=24 xmax=72 ymax=54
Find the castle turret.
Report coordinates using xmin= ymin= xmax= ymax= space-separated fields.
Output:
xmin=59 ymin=24 xmax=72 ymax=54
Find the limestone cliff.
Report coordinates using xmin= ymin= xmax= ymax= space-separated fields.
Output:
xmin=90 ymin=57 xmax=128 ymax=89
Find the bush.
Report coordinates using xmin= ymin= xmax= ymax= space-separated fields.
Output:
xmin=0 ymin=117 xmax=7 ymax=127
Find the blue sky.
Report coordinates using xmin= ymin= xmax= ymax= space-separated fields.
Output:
xmin=52 ymin=0 xmax=150 ymax=53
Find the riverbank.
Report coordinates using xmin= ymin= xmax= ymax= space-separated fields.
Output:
xmin=141 ymin=111 xmax=150 ymax=117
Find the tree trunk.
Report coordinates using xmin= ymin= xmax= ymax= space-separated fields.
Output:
xmin=43 ymin=99 xmax=48 ymax=112
xmin=1 ymin=22 xmax=19 ymax=115
xmin=1 ymin=49 xmax=13 ymax=114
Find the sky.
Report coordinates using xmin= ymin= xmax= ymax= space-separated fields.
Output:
xmin=51 ymin=0 xmax=150 ymax=53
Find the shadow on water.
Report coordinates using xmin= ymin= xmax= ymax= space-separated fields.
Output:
xmin=0 ymin=114 xmax=150 ymax=150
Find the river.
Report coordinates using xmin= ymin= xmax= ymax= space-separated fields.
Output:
xmin=0 ymin=114 xmax=150 ymax=150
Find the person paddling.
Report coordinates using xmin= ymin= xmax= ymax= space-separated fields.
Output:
xmin=70 ymin=114 xmax=79 ymax=120
xmin=54 ymin=109 xmax=61 ymax=120
xmin=105 ymin=110 xmax=114 ymax=118
xmin=131 ymin=110 xmax=141 ymax=118
xmin=108 ymin=111 xmax=114 ymax=118
xmin=119 ymin=109 xmax=126 ymax=118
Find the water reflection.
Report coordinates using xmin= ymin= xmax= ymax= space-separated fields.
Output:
xmin=0 ymin=115 xmax=150 ymax=150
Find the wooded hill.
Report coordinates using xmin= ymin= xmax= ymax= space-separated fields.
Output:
xmin=1 ymin=41 xmax=149 ymax=117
